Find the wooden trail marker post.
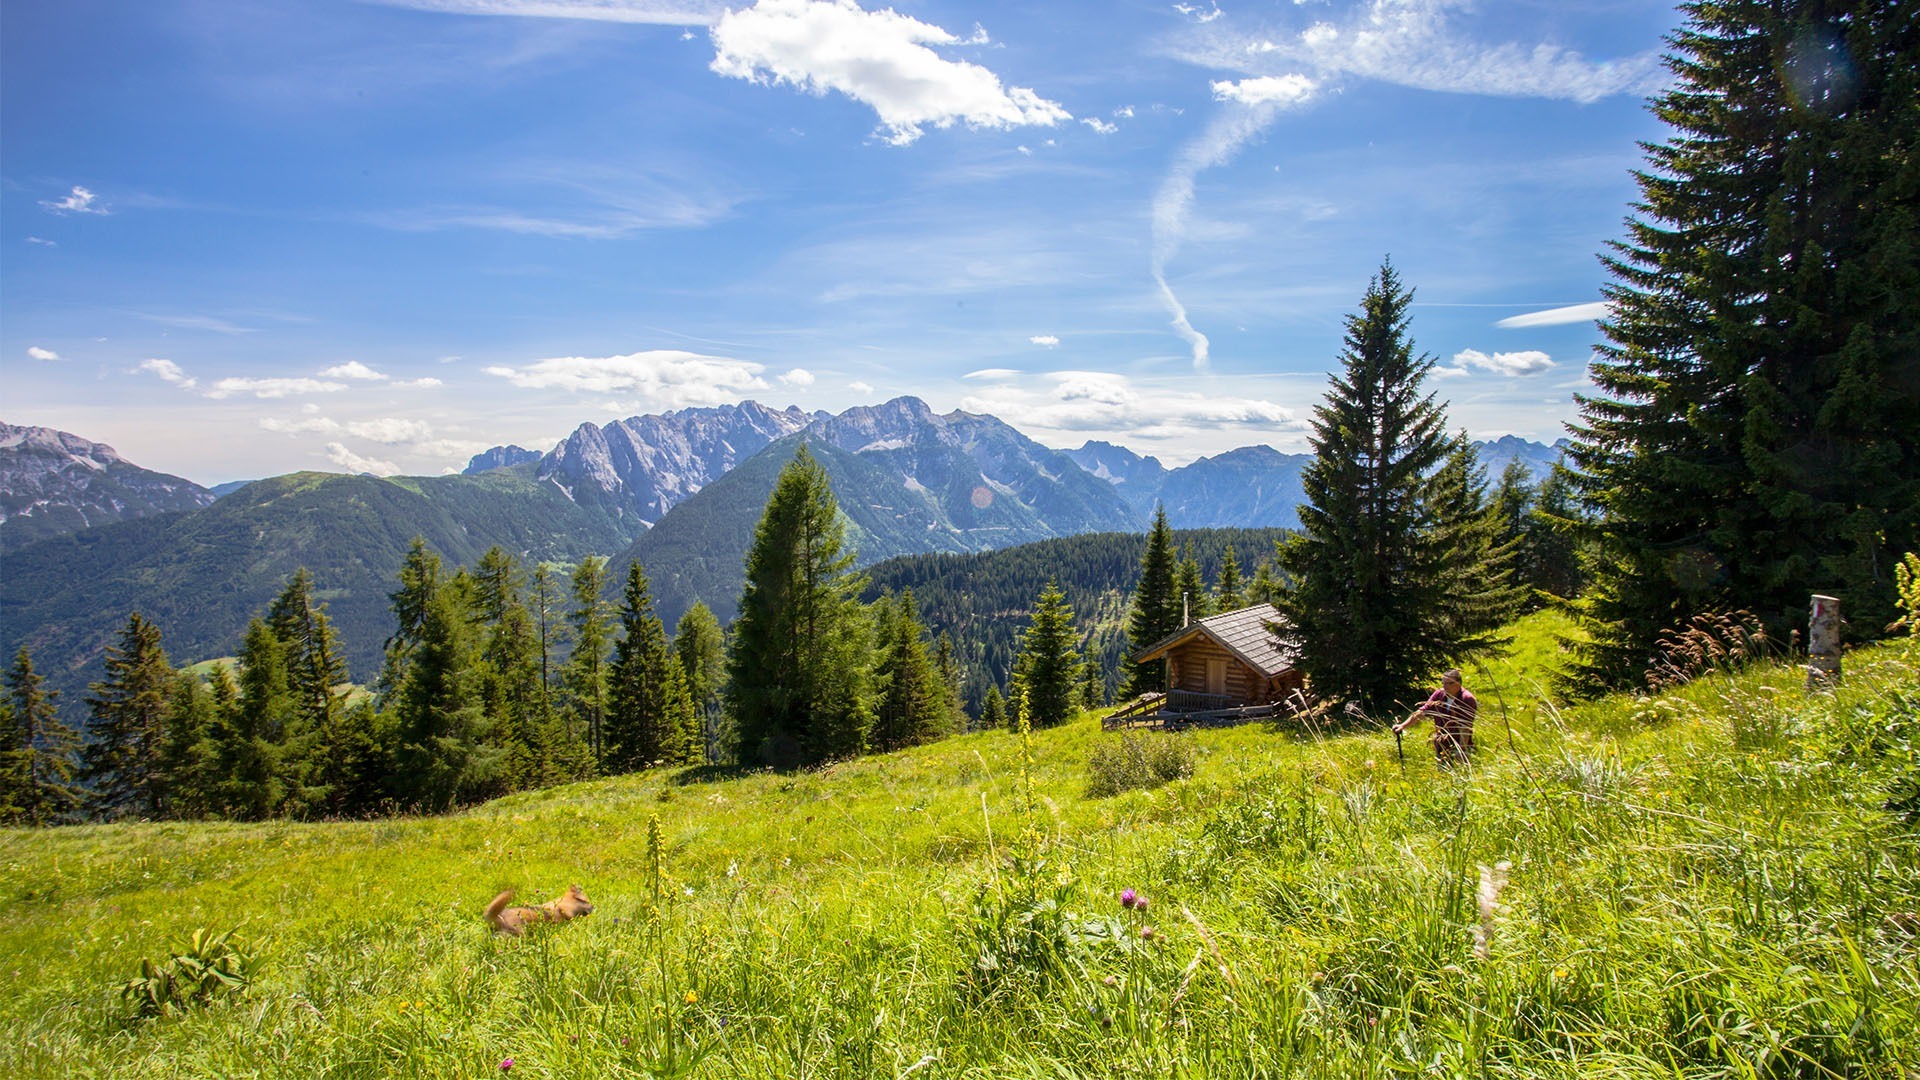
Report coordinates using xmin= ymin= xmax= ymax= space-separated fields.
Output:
xmin=1805 ymin=593 xmax=1841 ymax=691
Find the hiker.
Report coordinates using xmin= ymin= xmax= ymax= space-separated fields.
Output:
xmin=1393 ymin=668 xmax=1477 ymax=767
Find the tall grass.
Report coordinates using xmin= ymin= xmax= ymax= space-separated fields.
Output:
xmin=2 ymin=619 xmax=1914 ymax=1077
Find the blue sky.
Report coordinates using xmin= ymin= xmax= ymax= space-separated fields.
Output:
xmin=4 ymin=0 xmax=1676 ymax=484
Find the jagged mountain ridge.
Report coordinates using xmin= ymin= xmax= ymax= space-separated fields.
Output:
xmin=0 ymin=422 xmax=217 ymax=551
xmin=619 ymin=398 xmax=1148 ymax=627
xmin=533 ymin=402 xmax=820 ymax=526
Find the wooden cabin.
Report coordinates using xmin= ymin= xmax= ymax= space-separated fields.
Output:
xmin=1108 ymin=603 xmax=1303 ymax=727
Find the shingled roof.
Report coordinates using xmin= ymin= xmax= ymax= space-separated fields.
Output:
xmin=1133 ymin=602 xmax=1299 ymax=678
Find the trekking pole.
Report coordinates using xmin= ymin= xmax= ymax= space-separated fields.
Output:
xmin=1394 ymin=725 xmax=1405 ymax=765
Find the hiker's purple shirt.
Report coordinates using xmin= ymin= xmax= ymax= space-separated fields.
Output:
xmin=1417 ymin=687 xmax=1477 ymax=747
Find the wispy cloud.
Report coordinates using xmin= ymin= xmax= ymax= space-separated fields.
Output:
xmin=1082 ymin=117 xmax=1118 ymax=134
xmin=26 ymin=346 xmax=60 ymax=362
xmin=1173 ymin=2 xmax=1224 ymax=24
xmin=484 ymin=349 xmax=769 ymax=406
xmin=710 ymin=0 xmax=1070 ymax=146
xmin=325 ymin=442 xmax=402 ymax=476
xmin=1030 ymin=335 xmax=1060 ymax=348
xmin=963 ymin=368 xmax=1020 ymax=380
xmin=138 ymin=358 xmax=198 ymax=389
xmin=206 ymin=377 xmax=350 ymax=399
xmin=369 ymin=0 xmax=724 ymax=24
xmin=138 ymin=313 xmax=256 ymax=335
xmin=1496 ymin=300 xmax=1609 ymax=328
xmin=25 ymin=236 xmax=58 ymax=247
xmin=1193 ymin=0 xmax=1663 ymax=104
xmin=40 ymin=186 xmax=109 ymax=216
xmin=1152 ymin=77 xmax=1318 ymax=372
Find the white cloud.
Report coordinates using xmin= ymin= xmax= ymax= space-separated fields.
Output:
xmin=138 ymin=358 xmax=198 ymax=389
xmin=710 ymin=0 xmax=1071 ymax=146
xmin=778 ymin=367 xmax=816 ymax=387
xmin=40 ymin=186 xmax=108 ymax=216
xmin=963 ymin=368 xmax=1020 ymax=380
xmin=1081 ymin=117 xmax=1118 ymax=134
xmin=1211 ymin=73 xmax=1317 ymax=107
xmin=319 ymin=360 xmax=389 ymax=380
xmin=347 ymin=417 xmax=436 ymax=444
xmin=1217 ymin=0 xmax=1663 ymax=104
xmin=369 ymin=0 xmax=723 ymax=24
xmin=848 ymin=380 xmax=875 ymax=394
xmin=1495 ymin=301 xmax=1610 ymax=328
xmin=1452 ymin=348 xmax=1555 ymax=376
xmin=260 ymin=416 xmax=344 ymax=435
xmin=325 ymin=442 xmax=401 ymax=476
xmin=27 ymin=346 xmax=60 ymax=362
xmin=25 ymin=236 xmax=57 ymax=246
xmin=1114 ymin=105 xmax=1135 ymax=118
xmin=1174 ymin=2 xmax=1223 ymax=23
xmin=485 ymin=350 xmax=769 ymax=406
xmin=396 ymin=376 xmax=445 ymax=388
xmin=962 ymin=372 xmax=1301 ymax=444
xmin=206 ymin=377 xmax=349 ymax=399
xmin=1029 ymin=335 xmax=1060 ymax=348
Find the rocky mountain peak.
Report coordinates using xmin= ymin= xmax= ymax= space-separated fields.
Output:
xmin=0 ymin=421 xmax=215 ymax=550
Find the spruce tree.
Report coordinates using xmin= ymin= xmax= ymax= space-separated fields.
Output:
xmin=216 ymin=619 xmax=291 ymax=820
xmin=1277 ymin=260 xmax=1457 ymax=721
xmin=386 ymin=564 xmax=498 ymax=810
xmin=1124 ymin=506 xmax=1180 ymax=696
xmin=0 ymin=648 xmax=80 ymax=826
xmin=1428 ymin=439 xmax=1527 ymax=658
xmin=604 ymin=561 xmax=696 ymax=772
xmin=81 ymin=613 xmax=177 ymax=820
xmin=1525 ymin=464 xmax=1587 ymax=602
xmin=674 ymin=602 xmax=728 ymax=766
xmin=870 ymin=590 xmax=949 ymax=753
xmin=564 ymin=556 xmax=612 ymax=769
xmin=981 ymin=684 xmax=1009 ymax=731
xmin=1215 ymin=542 xmax=1245 ymax=611
xmin=1175 ymin=544 xmax=1211 ymax=621
xmin=157 ymin=668 xmax=221 ymax=820
xmin=1013 ymin=580 xmax=1083 ymax=729
xmin=1569 ymin=0 xmax=1920 ymax=685
xmin=725 ymin=445 xmax=874 ymax=766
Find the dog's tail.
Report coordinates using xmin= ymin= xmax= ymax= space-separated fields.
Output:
xmin=484 ymin=890 xmax=515 ymax=931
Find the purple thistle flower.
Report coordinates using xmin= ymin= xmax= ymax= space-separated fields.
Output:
xmin=500 ymin=1059 xmax=515 ymax=1072
xmin=1135 ymin=896 xmax=1149 ymax=914
xmin=1120 ymin=888 xmax=1137 ymax=909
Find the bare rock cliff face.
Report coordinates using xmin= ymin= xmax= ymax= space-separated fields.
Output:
xmin=0 ymin=423 xmax=216 ymax=550
xmin=536 ymin=402 xmax=819 ymax=526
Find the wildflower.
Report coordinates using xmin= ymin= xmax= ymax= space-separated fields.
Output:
xmin=1140 ymin=926 xmax=1156 ymax=941
xmin=684 ymin=990 xmax=698 ymax=1005
xmin=1102 ymin=974 xmax=1117 ymax=987
xmin=1135 ymin=896 xmax=1149 ymax=914
xmin=1120 ymin=888 xmax=1138 ymax=909
xmin=500 ymin=1059 xmax=514 ymax=1072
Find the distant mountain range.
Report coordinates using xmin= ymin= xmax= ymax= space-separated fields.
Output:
xmin=1 ymin=402 xmax=1565 ymax=699
xmin=0 ymin=423 xmax=217 ymax=552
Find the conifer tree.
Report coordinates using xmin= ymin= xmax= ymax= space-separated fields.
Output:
xmin=1124 ymin=506 xmax=1180 ymax=696
xmin=1215 ymin=542 xmax=1245 ymax=611
xmin=81 ymin=612 xmax=177 ymax=820
xmin=980 ymin=684 xmax=1009 ymax=731
xmin=726 ymin=446 xmax=874 ymax=765
xmin=0 ymin=648 xmax=80 ymax=826
xmin=1175 ymin=545 xmax=1211 ymax=621
xmin=1427 ymin=439 xmax=1526 ymax=658
xmin=215 ymin=619 xmax=291 ymax=820
xmin=870 ymin=590 xmax=949 ymax=753
xmin=157 ymin=668 xmax=222 ymax=820
xmin=267 ymin=569 xmax=347 ymax=738
xmin=931 ymin=632 xmax=968 ymax=732
xmin=674 ymin=602 xmax=728 ymax=766
xmin=387 ymin=563 xmax=498 ymax=810
xmin=1568 ymin=0 xmax=1920 ymax=685
xmin=379 ymin=538 xmax=442 ymax=699
xmin=529 ymin=561 xmax=561 ymax=717
xmin=1525 ymin=464 xmax=1587 ymax=602
xmin=564 ymin=556 xmax=612 ymax=769
xmin=1248 ymin=556 xmax=1280 ymax=607
xmin=605 ymin=561 xmax=697 ymax=772
xmin=1013 ymin=580 xmax=1082 ymax=729
xmin=1277 ymin=260 xmax=1457 ymax=720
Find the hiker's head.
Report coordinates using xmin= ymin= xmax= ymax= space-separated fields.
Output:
xmin=1441 ymin=669 xmax=1463 ymax=692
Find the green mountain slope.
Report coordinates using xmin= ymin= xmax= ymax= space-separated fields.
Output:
xmin=0 ymin=466 xmax=638 ymax=698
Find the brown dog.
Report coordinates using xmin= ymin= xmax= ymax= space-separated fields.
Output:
xmin=484 ymin=884 xmax=594 ymax=936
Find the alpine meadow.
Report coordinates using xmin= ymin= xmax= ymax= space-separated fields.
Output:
xmin=1 ymin=1 xmax=1917 ymax=1078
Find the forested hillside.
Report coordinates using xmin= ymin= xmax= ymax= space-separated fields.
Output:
xmin=0 ymin=466 xmax=638 ymax=700
xmin=865 ymin=527 xmax=1291 ymax=713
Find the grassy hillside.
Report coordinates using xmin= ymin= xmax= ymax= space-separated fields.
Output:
xmin=3 ymin=620 xmax=1915 ymax=1077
